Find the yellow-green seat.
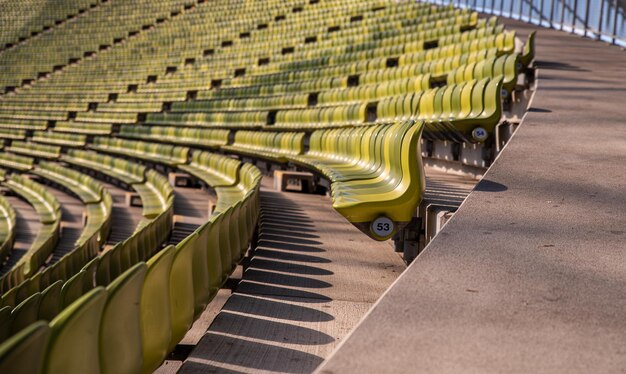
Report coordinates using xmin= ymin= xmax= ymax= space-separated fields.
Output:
xmin=169 ymin=236 xmax=196 ymax=351
xmin=333 ymin=120 xmax=425 ymax=240
xmin=448 ymin=77 xmax=503 ymax=139
xmin=45 ymin=287 xmax=107 ymax=374
xmin=0 ymin=306 xmax=12 ymax=342
xmin=183 ymin=231 xmax=210 ymax=319
xmin=140 ymin=246 xmax=174 ymax=374
xmin=0 ymin=321 xmax=50 ymax=374
xmin=100 ymin=263 xmax=147 ymax=374
xmin=38 ymin=280 xmax=62 ymax=321
xmin=95 ymin=250 xmax=113 ymax=287
xmin=10 ymin=292 xmax=42 ymax=334
xmin=60 ymin=270 xmax=88 ymax=308
xmin=202 ymin=217 xmax=224 ymax=298
xmin=520 ymin=31 xmax=536 ymax=67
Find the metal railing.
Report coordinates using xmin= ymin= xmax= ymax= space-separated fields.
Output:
xmin=426 ymin=0 xmax=626 ymax=48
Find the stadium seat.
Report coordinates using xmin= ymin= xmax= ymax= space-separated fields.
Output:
xmin=0 ymin=321 xmax=50 ymax=374
xmin=44 ymin=287 xmax=107 ymax=374
xmin=140 ymin=246 xmax=174 ymax=373
xmin=100 ymin=263 xmax=147 ymax=374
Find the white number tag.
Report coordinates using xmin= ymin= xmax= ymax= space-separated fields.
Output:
xmin=472 ymin=127 xmax=488 ymax=142
xmin=371 ymin=216 xmax=394 ymax=238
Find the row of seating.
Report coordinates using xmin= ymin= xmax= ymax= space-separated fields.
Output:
xmin=32 ymin=162 xmax=112 ymax=246
xmin=0 ymin=195 xmax=16 ymax=269
xmin=0 ymin=164 xmax=112 ymax=326
xmin=118 ymin=126 xmax=230 ymax=148
xmin=6 ymin=142 xmax=61 ymax=160
xmin=90 ymin=138 xmax=189 ymax=168
xmin=0 ymin=123 xmax=263 ymax=311
xmin=0 ymin=33 xmax=527 ymax=144
xmin=0 ymin=175 xmax=61 ymax=290
xmin=376 ymin=77 xmax=504 ymax=142
xmin=0 ymin=0 xmax=99 ymax=49
xmin=0 ymin=0 xmax=195 ymax=88
xmin=0 ymin=155 xmax=173 ymax=333
xmin=0 ymin=152 xmax=262 ymax=373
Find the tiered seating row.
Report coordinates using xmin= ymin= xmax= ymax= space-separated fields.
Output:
xmin=0 ymin=140 xmax=263 ymax=373
xmin=0 ymin=0 xmax=99 ymax=50
xmin=0 ymin=194 xmax=16 ymax=269
xmin=0 ymin=175 xmax=61 ymax=288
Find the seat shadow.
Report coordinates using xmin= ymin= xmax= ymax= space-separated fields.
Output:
xmin=262 ymin=215 xmax=313 ymax=225
xmin=527 ymin=107 xmax=552 ymax=113
xmin=260 ymin=222 xmax=317 ymax=233
xmin=211 ymin=312 xmax=335 ymax=345
xmin=474 ymin=179 xmax=508 ymax=193
xmin=257 ymin=240 xmax=326 ymax=253
xmin=260 ymin=233 xmax=323 ymax=246
xmin=250 ymin=258 xmax=334 ymax=276
xmin=244 ymin=268 xmax=333 ymax=289
xmin=188 ymin=334 xmax=325 ymax=373
xmin=261 ymin=227 xmax=321 ymax=239
xmin=236 ymin=282 xmax=332 ymax=303
xmin=223 ymin=294 xmax=334 ymax=322
xmin=536 ymin=60 xmax=590 ymax=72
xmin=180 ymin=361 xmax=247 ymax=374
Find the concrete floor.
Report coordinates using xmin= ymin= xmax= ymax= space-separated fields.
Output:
xmin=155 ymin=181 xmax=407 ymax=374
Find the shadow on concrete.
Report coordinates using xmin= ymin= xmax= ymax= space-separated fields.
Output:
xmin=192 ymin=334 xmax=325 ymax=373
xmin=244 ymin=269 xmax=333 ymax=289
xmin=237 ymin=282 xmax=333 ymax=302
xmin=536 ymin=60 xmax=590 ymax=72
xmin=250 ymin=258 xmax=334 ymax=276
xmin=528 ymin=107 xmax=552 ymax=113
xmin=210 ymin=312 xmax=335 ymax=345
xmin=181 ymin=361 xmax=248 ymax=374
xmin=184 ymin=190 xmax=335 ymax=372
xmin=223 ymin=294 xmax=334 ymax=322
xmin=474 ymin=179 xmax=508 ymax=193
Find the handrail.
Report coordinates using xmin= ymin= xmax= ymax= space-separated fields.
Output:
xmin=427 ymin=0 xmax=626 ymax=47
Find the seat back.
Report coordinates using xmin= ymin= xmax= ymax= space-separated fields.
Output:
xmin=45 ymin=287 xmax=107 ymax=374
xmin=100 ymin=263 xmax=146 ymax=374
xmin=168 ymin=237 xmax=196 ymax=351
xmin=202 ymin=217 xmax=223 ymax=294
xmin=38 ymin=280 xmax=62 ymax=321
xmin=0 ymin=321 xmax=50 ymax=374
xmin=10 ymin=292 xmax=42 ymax=334
xmin=140 ymin=246 xmax=174 ymax=373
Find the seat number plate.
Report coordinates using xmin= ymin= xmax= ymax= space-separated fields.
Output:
xmin=371 ymin=216 xmax=394 ymax=238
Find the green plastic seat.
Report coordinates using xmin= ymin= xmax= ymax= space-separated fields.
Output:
xmin=95 ymin=250 xmax=113 ymax=287
xmin=202 ymin=216 xmax=224 ymax=298
xmin=45 ymin=287 xmax=107 ymax=374
xmin=0 ymin=321 xmax=50 ymax=374
xmin=100 ymin=263 xmax=147 ymax=374
xmin=10 ymin=292 xmax=42 ymax=334
xmin=60 ymin=270 xmax=88 ymax=308
xmin=140 ymin=246 xmax=174 ymax=374
xmin=0 ymin=306 xmax=12 ymax=343
xmin=520 ymin=31 xmax=536 ymax=67
xmin=38 ymin=281 xmax=63 ymax=321
xmin=333 ymin=120 xmax=426 ymax=240
xmin=182 ymin=230 xmax=210 ymax=319
xmin=169 ymin=235 xmax=196 ymax=351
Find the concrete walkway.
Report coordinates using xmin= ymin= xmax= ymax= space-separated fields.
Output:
xmin=175 ymin=184 xmax=406 ymax=373
xmin=103 ymin=180 xmax=144 ymax=246
xmin=44 ymin=184 xmax=84 ymax=264
xmin=317 ymin=19 xmax=626 ymax=373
